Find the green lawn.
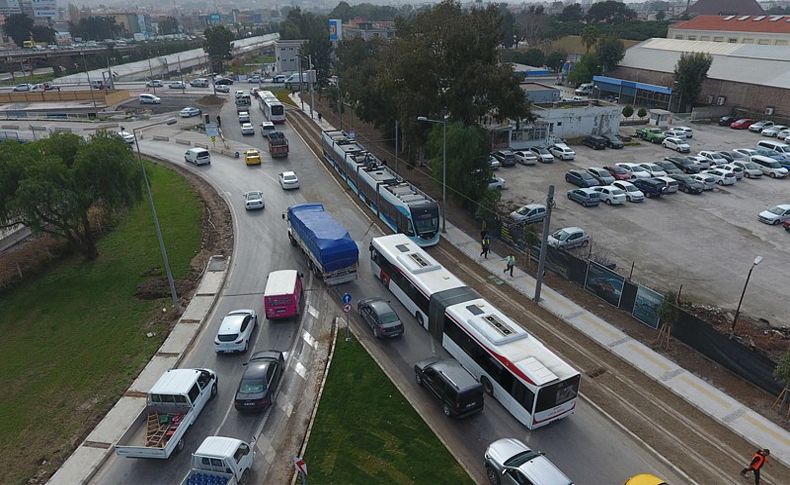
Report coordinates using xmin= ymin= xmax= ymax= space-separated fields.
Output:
xmin=274 ymin=88 xmax=298 ymax=107
xmin=0 ymin=162 xmax=202 ymax=483
xmin=305 ymin=337 xmax=473 ymax=484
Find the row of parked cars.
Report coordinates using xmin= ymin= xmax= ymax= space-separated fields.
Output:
xmin=721 ymin=116 xmax=790 ymax=142
xmin=489 ymin=134 xmax=625 ymax=168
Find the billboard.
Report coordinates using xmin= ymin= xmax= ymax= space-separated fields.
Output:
xmin=328 ymin=18 xmax=342 ymax=42
xmin=632 ymin=286 xmax=663 ymax=329
xmin=209 ymin=13 xmax=221 ymax=25
xmin=584 ymin=262 xmax=624 ymax=307
xmin=32 ymin=0 xmax=57 ymax=19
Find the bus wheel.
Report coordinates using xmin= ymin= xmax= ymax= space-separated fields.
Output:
xmin=481 ymin=376 xmax=494 ymax=396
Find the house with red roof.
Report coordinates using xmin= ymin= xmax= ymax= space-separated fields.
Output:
xmin=668 ymin=14 xmax=790 ymax=46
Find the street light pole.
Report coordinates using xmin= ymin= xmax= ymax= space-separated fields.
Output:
xmin=81 ymin=52 xmax=97 ymax=111
xmin=133 ymin=117 xmax=180 ymax=310
xmin=534 ymin=185 xmax=555 ymax=303
xmin=417 ymin=115 xmax=448 ymax=233
xmin=730 ymin=255 xmax=763 ymax=337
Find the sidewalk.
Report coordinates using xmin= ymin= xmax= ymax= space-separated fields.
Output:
xmin=288 ymin=93 xmax=790 ymax=468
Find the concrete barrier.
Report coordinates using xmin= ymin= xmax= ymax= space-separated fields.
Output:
xmin=98 ymin=123 xmax=118 ymax=130
xmin=194 ymin=142 xmax=209 ymax=149
xmin=1 ymin=124 xmax=19 ymax=130
xmin=175 ymin=138 xmax=192 ymax=146
xmin=152 ymin=135 xmax=170 ymax=142
xmin=51 ymin=127 xmax=72 ymax=133
xmin=30 ymin=125 xmax=48 ymax=131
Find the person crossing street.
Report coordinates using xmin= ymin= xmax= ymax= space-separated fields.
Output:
xmin=740 ymin=449 xmax=769 ymax=485
xmin=504 ymin=254 xmax=516 ymax=277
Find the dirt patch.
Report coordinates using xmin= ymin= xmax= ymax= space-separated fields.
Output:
xmin=195 ymin=94 xmax=225 ymax=107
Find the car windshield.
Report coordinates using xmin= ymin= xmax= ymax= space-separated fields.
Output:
xmin=379 ymin=312 xmax=400 ymax=324
xmin=553 ymin=230 xmax=570 ymax=241
xmin=766 ymin=161 xmax=781 ymax=168
xmin=534 ymin=147 xmax=549 ymax=155
xmin=610 ymin=167 xmax=627 ymax=174
xmin=611 ymin=189 xmax=625 ymax=196
xmin=745 ymin=162 xmax=759 ymax=169
xmin=239 ymin=379 xmax=266 ymax=394
xmin=769 ymin=207 xmax=785 ymax=215
xmin=504 ymin=450 xmax=541 ymax=468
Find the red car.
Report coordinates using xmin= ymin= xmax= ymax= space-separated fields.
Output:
xmin=730 ymin=118 xmax=755 ymax=129
xmin=783 ymin=220 xmax=790 ymax=232
xmin=603 ymin=165 xmax=633 ymax=181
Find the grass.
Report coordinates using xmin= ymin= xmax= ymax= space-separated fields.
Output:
xmin=0 ymin=162 xmax=202 ymax=483
xmin=0 ymin=72 xmax=57 ymax=86
xmin=304 ymin=337 xmax=473 ymax=485
xmin=274 ymin=88 xmax=297 ymax=107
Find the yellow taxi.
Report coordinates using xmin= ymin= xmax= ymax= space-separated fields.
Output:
xmin=243 ymin=148 xmax=261 ymax=166
xmin=624 ymin=474 xmax=667 ymax=485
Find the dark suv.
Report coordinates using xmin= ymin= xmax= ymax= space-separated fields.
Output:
xmin=602 ymin=134 xmax=624 ymax=149
xmin=632 ymin=178 xmax=666 ymax=198
xmin=492 ymin=150 xmax=517 ymax=167
xmin=414 ymin=357 xmax=484 ymax=418
xmin=582 ymin=135 xmax=607 ymax=150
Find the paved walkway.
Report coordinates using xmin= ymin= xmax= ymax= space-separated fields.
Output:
xmin=289 ymin=93 xmax=790 ymax=468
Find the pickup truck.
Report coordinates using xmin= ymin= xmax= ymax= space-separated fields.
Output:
xmin=285 ymin=203 xmax=359 ymax=285
xmin=115 ymin=368 xmax=217 ymax=459
xmin=636 ymin=127 xmax=666 ymax=144
xmin=180 ymin=436 xmax=254 ymax=485
xmin=267 ymin=131 xmax=289 ymax=158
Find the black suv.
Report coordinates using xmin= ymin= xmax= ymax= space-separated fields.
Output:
xmin=492 ymin=150 xmax=516 ymax=167
xmin=602 ymin=134 xmax=624 ymax=149
xmin=581 ymin=135 xmax=607 ymax=150
xmin=414 ymin=357 xmax=484 ymax=418
xmin=632 ymin=178 xmax=666 ymax=198
xmin=669 ymin=174 xmax=704 ymax=194
xmin=664 ymin=156 xmax=700 ymax=174
xmin=719 ymin=115 xmax=736 ymax=126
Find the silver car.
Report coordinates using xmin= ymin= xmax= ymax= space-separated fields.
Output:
xmin=509 ymin=203 xmax=547 ymax=224
xmin=548 ymin=227 xmax=590 ymax=249
xmin=485 ymin=438 xmax=572 ymax=485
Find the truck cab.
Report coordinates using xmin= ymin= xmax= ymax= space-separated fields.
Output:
xmin=181 ymin=436 xmax=254 ymax=485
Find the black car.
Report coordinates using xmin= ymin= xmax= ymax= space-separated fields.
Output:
xmin=632 ymin=178 xmax=666 ymax=198
xmin=654 ymin=160 xmax=683 ymax=175
xmin=581 ymin=135 xmax=607 ymax=150
xmin=565 ymin=169 xmax=599 ymax=188
xmin=414 ymin=357 xmax=484 ymax=418
xmin=357 ymin=297 xmax=404 ymax=338
xmin=215 ymin=78 xmax=234 ymax=85
xmin=492 ymin=150 xmax=516 ymax=167
xmin=669 ymin=174 xmax=704 ymax=194
xmin=719 ymin=115 xmax=736 ymax=126
xmin=602 ymin=134 xmax=624 ymax=149
xmin=234 ymin=350 xmax=285 ymax=412
xmin=664 ymin=156 xmax=700 ymax=174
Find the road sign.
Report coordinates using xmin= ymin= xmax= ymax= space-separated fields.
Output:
xmin=210 ymin=135 xmax=216 ymax=146
xmin=342 ymin=292 xmax=351 ymax=304
xmin=206 ymin=123 xmax=219 ymax=137
xmin=343 ymin=304 xmax=352 ymax=313
xmin=294 ymin=456 xmax=307 ymax=476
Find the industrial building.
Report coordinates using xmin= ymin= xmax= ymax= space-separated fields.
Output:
xmin=274 ymin=39 xmax=306 ymax=74
xmin=668 ymin=14 xmax=790 ymax=46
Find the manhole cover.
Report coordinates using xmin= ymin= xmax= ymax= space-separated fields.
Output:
xmin=207 ymin=255 xmax=227 ymax=272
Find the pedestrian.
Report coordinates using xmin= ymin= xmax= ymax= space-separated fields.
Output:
xmin=480 ymin=234 xmax=491 ymax=259
xmin=741 ymin=449 xmax=769 ymax=485
xmin=317 ymin=111 xmax=322 ymax=122
xmin=480 ymin=228 xmax=489 ymax=242
xmin=504 ymin=254 xmax=516 ymax=277
xmin=216 ymin=115 xmax=221 ymax=127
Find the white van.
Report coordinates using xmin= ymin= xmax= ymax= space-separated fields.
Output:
xmin=756 ymin=139 xmax=790 ymax=157
xmin=139 ymin=93 xmax=161 ymax=104
xmin=185 ymin=148 xmax=211 ymax=166
xmin=575 ymin=83 xmax=593 ymax=96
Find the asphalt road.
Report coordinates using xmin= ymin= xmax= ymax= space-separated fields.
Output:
xmin=86 ymin=102 xmax=684 ymax=484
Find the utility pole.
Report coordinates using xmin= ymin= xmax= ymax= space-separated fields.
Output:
xmin=81 ymin=52 xmax=97 ymax=111
xmin=534 ymin=185 xmax=555 ymax=303
xmin=177 ymin=55 xmax=184 ymax=89
xmin=297 ymin=50 xmax=304 ymax=111
xmin=394 ymin=120 xmax=399 ymax=173
xmin=106 ymin=56 xmax=114 ymax=89
xmin=337 ymin=76 xmax=343 ymax=130
xmin=308 ymin=54 xmax=315 ymax=119
xmin=147 ymin=58 xmax=156 ymax=94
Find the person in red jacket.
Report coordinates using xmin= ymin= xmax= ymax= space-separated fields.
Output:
xmin=740 ymin=449 xmax=769 ymax=485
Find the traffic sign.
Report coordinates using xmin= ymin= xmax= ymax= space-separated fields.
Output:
xmin=343 ymin=304 xmax=352 ymax=313
xmin=205 ymin=123 xmax=219 ymax=137
xmin=210 ymin=135 xmax=216 ymax=146
xmin=294 ymin=456 xmax=307 ymax=476
xmin=342 ymin=292 xmax=352 ymax=304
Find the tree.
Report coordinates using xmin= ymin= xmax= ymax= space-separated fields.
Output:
xmin=0 ymin=133 xmax=142 ymax=260
xmin=498 ymin=4 xmax=518 ymax=49
xmin=581 ymin=26 xmax=599 ymax=52
xmin=568 ymin=53 xmax=601 ymax=86
xmin=158 ymin=16 xmax=179 ymax=35
xmin=774 ymin=350 xmax=790 ymax=410
xmin=69 ymin=16 xmax=124 ymax=41
xmin=426 ymin=122 xmax=490 ymax=208
xmin=674 ymin=51 xmax=713 ymax=112
xmin=31 ymin=25 xmax=56 ymax=44
xmin=204 ymin=25 xmax=235 ymax=73
xmin=559 ymin=3 xmax=583 ymax=22
xmin=622 ymin=104 xmax=634 ymax=118
xmin=587 ymin=1 xmax=637 ymax=24
xmin=656 ymin=10 xmax=666 ymax=21
xmin=545 ymin=51 xmax=566 ymax=71
xmin=595 ymin=35 xmax=625 ymax=72
xmin=517 ymin=5 xmax=547 ymax=46
xmin=637 ymin=107 xmax=647 ymax=119
xmin=5 ymin=13 xmax=34 ymax=47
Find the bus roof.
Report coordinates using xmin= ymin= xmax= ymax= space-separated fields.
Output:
xmin=445 ymin=299 xmax=579 ymax=387
xmin=372 ymin=234 xmax=464 ymax=295
xmin=264 ymin=270 xmax=299 ymax=296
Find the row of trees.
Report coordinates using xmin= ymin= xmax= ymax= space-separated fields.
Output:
xmin=4 ymin=14 xmax=56 ymax=47
xmin=69 ymin=16 xmax=125 ymax=41
xmin=568 ymin=27 xmax=625 ymax=85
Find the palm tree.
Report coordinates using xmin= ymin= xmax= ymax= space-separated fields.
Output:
xmin=581 ymin=26 xmax=599 ymax=52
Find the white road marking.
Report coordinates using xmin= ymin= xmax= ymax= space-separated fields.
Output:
xmin=302 ymin=330 xmax=317 ymax=349
xmin=293 ymin=360 xmax=307 ymax=379
xmin=307 ymin=304 xmax=319 ymax=318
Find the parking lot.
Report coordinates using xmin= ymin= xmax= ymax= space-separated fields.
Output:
xmin=498 ymin=122 xmax=790 ymax=328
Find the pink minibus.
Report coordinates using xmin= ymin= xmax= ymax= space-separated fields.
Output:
xmin=263 ymin=270 xmax=303 ymax=320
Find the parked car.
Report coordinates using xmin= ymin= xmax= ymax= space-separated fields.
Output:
xmin=513 ymin=150 xmax=538 ymax=165
xmin=567 ymin=188 xmax=600 ymax=207
xmin=586 ymin=167 xmax=615 ymax=185
xmin=688 ymin=155 xmax=711 ymax=169
xmin=654 ymin=176 xmax=679 ymax=193
xmin=215 ymin=84 xmax=230 ymax=93
xmin=190 ymin=78 xmax=209 ymax=87
xmin=488 ymin=156 xmax=501 ymax=170
xmin=730 ymin=118 xmax=755 ymax=129
xmin=592 ymin=186 xmax=627 ymax=205
xmin=358 ymin=297 xmax=404 ymax=338
xmin=616 ymin=163 xmax=650 ymax=179
xmin=703 ymin=168 xmax=736 ymax=186
xmin=510 ymin=203 xmax=547 ymax=224
xmin=637 ymin=163 xmax=667 ymax=177
xmin=13 ymin=83 xmax=33 ymax=92
xmin=689 ymin=173 xmax=715 ymax=190
xmin=674 ymin=126 xmax=693 ymax=138
xmin=717 ymin=150 xmax=748 ymax=163
xmin=749 ymin=120 xmax=773 ymax=133
xmin=492 ymin=150 xmax=517 ymax=167
xmin=654 ymin=160 xmax=683 ymax=175
xmin=238 ymin=111 xmax=251 ymax=123
xmin=484 ymin=438 xmax=573 ymax=485
xmin=669 ymin=174 xmax=705 ymax=194
xmin=664 ymin=128 xmax=687 ymax=138
xmin=139 ymin=93 xmax=161 ymax=104
xmin=243 ymin=190 xmax=264 ymax=210
xmin=602 ymin=134 xmax=624 ymax=149
xmin=582 ymin=135 xmax=607 ymax=150
xmin=117 ymin=131 xmax=135 ymax=144
xmin=662 ymin=136 xmax=690 ymax=153
xmin=145 ymin=79 xmax=163 ymax=87
xmin=631 ymin=178 xmax=666 ymax=198
xmin=488 ymin=176 xmax=506 ymax=190
xmin=756 ymin=140 xmax=790 ymax=163
xmin=179 ymin=106 xmax=201 ymax=118
xmin=731 ymin=160 xmax=763 ymax=178
xmin=720 ymin=164 xmax=744 ymax=180
xmin=750 ymin=156 xmax=788 ymax=178
xmin=719 ymin=115 xmax=737 ymax=126
xmin=758 ymin=204 xmax=790 ymax=225
xmin=636 ymin=127 xmax=666 ymax=143
xmin=698 ymin=151 xmax=728 ymax=167
xmin=169 ymin=80 xmax=186 ymax=89
xmin=278 ymin=171 xmax=300 ymax=190
xmin=761 ymin=125 xmax=787 ymax=137
xmin=529 ymin=146 xmax=554 ymax=163
xmin=414 ymin=357 xmax=484 ymax=418
xmin=241 ymin=122 xmax=255 ymax=136
xmin=603 ymin=165 xmax=632 ymax=180
xmin=214 ymin=309 xmax=257 ymax=353
xmin=784 ymin=220 xmax=790 ymax=232
xmin=549 ymin=143 xmax=576 ymax=160
xmin=664 ymin=156 xmax=700 ymax=173
xmin=565 ymin=169 xmax=598 ymax=188
xmin=611 ymin=181 xmax=645 ymax=202
xmin=778 ymin=128 xmax=790 ymax=140
xmin=215 ymin=77 xmax=234 ymax=85
xmin=548 ymin=226 xmax=590 ymax=249
xmin=234 ymin=351 xmax=284 ymax=412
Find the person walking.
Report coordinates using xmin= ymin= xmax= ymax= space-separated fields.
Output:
xmin=317 ymin=111 xmax=322 ymax=122
xmin=504 ymin=254 xmax=516 ymax=277
xmin=480 ymin=234 xmax=491 ymax=259
xmin=740 ymin=449 xmax=769 ymax=485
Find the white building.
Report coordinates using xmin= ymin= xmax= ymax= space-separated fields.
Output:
xmin=668 ymin=14 xmax=790 ymax=46
xmin=274 ymin=39 xmax=306 ymax=75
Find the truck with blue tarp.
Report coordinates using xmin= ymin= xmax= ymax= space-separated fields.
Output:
xmin=285 ymin=203 xmax=359 ymax=285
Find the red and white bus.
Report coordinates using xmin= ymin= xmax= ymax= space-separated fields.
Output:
xmin=369 ymin=234 xmax=580 ymax=429
xmin=256 ymin=90 xmax=285 ymax=124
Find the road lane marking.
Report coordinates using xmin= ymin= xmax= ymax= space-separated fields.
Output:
xmin=293 ymin=361 xmax=307 ymax=379
xmin=302 ymin=330 xmax=317 ymax=349
xmin=307 ymin=304 xmax=319 ymax=318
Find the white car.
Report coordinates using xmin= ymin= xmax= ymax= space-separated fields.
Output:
xmin=687 ymin=155 xmax=710 ymax=170
xmin=241 ymin=123 xmax=255 ymax=135
xmin=278 ymin=171 xmax=300 ymax=190
xmin=145 ymin=79 xmax=163 ymax=87
xmin=13 ymin=83 xmax=33 ymax=92
xmin=488 ymin=156 xmax=501 ymax=170
xmin=215 ymin=84 xmax=230 ymax=93
xmin=637 ymin=163 xmax=667 ymax=177
xmin=758 ymin=204 xmax=790 ymax=225
xmin=611 ymin=181 xmax=645 ymax=202
xmin=777 ymin=128 xmax=790 ymax=140
xmin=720 ymin=164 xmax=744 ymax=180
xmin=261 ymin=121 xmax=275 ymax=135
xmin=238 ymin=111 xmax=251 ymax=123
xmin=698 ymin=151 xmax=727 ymax=167
xmin=117 ymin=131 xmax=135 ymax=144
xmin=615 ymin=163 xmax=650 ymax=179
xmin=761 ymin=125 xmax=787 ymax=137
xmin=750 ymin=156 xmax=788 ymax=178
xmin=731 ymin=160 xmax=763 ymax=178
xmin=179 ymin=107 xmax=201 ymax=118
xmin=548 ymin=226 xmax=590 ymax=249
xmin=675 ymin=126 xmax=693 ymax=138
xmin=139 ymin=93 xmax=161 ymax=104
xmin=169 ymin=80 xmax=186 ymax=89
xmin=703 ymin=169 xmax=736 ymax=186
xmin=689 ymin=173 xmax=715 ymax=190
xmin=664 ymin=128 xmax=687 ymax=138
xmin=513 ymin=150 xmax=538 ymax=165
xmin=509 ymin=203 xmax=546 ymax=223
xmin=592 ymin=186 xmax=627 ymax=205
xmin=662 ymin=136 xmax=690 ymax=153
xmin=243 ymin=191 xmax=264 ymax=210
xmin=749 ymin=120 xmax=773 ymax=133
xmin=549 ymin=143 xmax=576 ymax=160
xmin=214 ymin=309 xmax=257 ymax=353
xmin=488 ymin=176 xmax=505 ymax=190
xmin=529 ymin=146 xmax=554 ymax=163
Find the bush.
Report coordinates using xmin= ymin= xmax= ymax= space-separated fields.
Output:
xmin=637 ymin=107 xmax=647 ymax=119
xmin=622 ymin=105 xmax=634 ymax=118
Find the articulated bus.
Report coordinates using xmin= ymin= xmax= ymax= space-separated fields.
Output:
xmin=322 ymin=129 xmax=441 ymax=247
xmin=256 ymin=90 xmax=285 ymax=124
xmin=370 ymin=234 xmax=581 ymax=429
